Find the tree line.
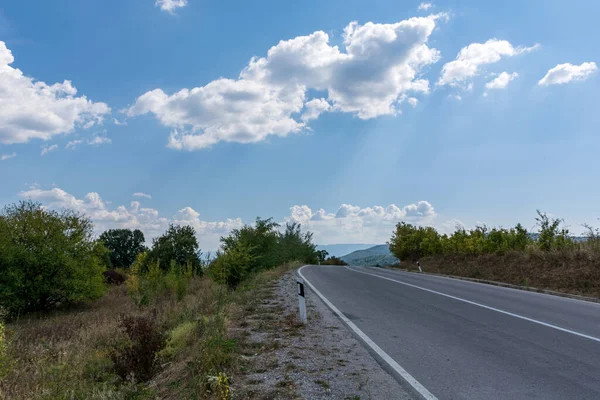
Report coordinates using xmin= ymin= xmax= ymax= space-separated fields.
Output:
xmin=389 ymin=210 xmax=596 ymax=262
xmin=0 ymin=201 xmax=325 ymax=317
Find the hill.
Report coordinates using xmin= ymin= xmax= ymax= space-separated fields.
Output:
xmin=340 ymin=244 xmax=399 ymax=266
xmin=316 ymin=243 xmax=378 ymax=258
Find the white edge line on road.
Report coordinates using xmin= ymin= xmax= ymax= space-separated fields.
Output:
xmin=345 ymin=266 xmax=600 ymax=344
xmin=298 ymin=265 xmax=438 ymax=400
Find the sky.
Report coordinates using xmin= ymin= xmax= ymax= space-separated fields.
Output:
xmin=0 ymin=0 xmax=599 ymax=251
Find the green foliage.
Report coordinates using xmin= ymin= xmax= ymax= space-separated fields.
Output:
xmin=159 ymin=321 xmax=198 ymax=359
xmin=99 ymin=228 xmax=147 ymax=269
xmin=321 ymin=256 xmax=348 ymax=265
xmin=146 ymin=224 xmax=202 ymax=273
xmin=210 ymin=218 xmax=318 ymax=288
xmin=0 ymin=201 xmax=107 ymax=316
xmin=389 ymin=222 xmax=441 ymax=261
xmin=535 ymin=210 xmax=573 ymax=251
xmin=389 ymin=211 xmax=579 ymax=262
xmin=316 ymin=250 xmax=329 ymax=263
xmin=208 ymin=243 xmax=257 ymax=288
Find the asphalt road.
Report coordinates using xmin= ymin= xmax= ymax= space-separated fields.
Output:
xmin=298 ymin=265 xmax=600 ymax=400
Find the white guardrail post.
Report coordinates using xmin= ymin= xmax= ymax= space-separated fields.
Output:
xmin=297 ymin=277 xmax=307 ymax=324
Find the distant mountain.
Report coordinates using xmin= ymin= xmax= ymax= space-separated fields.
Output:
xmin=316 ymin=244 xmax=379 ymax=258
xmin=340 ymin=244 xmax=399 ymax=266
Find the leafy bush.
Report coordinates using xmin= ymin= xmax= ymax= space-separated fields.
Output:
xmin=212 ymin=218 xmax=318 ymax=287
xmin=111 ymin=314 xmax=166 ymax=383
xmin=0 ymin=201 xmax=106 ymax=316
xmin=208 ymin=242 xmax=256 ymax=288
xmin=99 ymin=229 xmax=147 ymax=269
xmin=321 ymin=256 xmax=348 ymax=266
xmin=160 ymin=321 xmax=198 ymax=359
xmin=103 ymin=270 xmax=127 ymax=285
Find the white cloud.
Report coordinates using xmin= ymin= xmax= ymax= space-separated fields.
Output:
xmin=407 ymin=97 xmax=419 ymax=106
xmin=1 ymin=152 xmax=16 ymax=160
xmin=418 ymin=2 xmax=433 ymax=11
xmin=286 ymin=201 xmax=436 ymax=244
xmin=0 ymin=41 xmax=110 ymax=145
xmin=65 ymin=139 xmax=83 ymax=149
xmin=538 ymin=62 xmax=597 ymax=86
xmin=88 ymin=135 xmax=112 ymax=146
xmin=301 ymin=98 xmax=331 ymax=121
xmin=129 ymin=15 xmax=445 ymax=150
xmin=438 ymin=39 xmax=538 ymax=87
xmin=113 ymin=118 xmax=127 ymax=126
xmin=155 ymin=0 xmax=187 ymax=13
xmin=40 ymin=144 xmax=58 ymax=155
xmin=19 ymin=187 xmax=243 ymax=251
xmin=133 ymin=192 xmax=152 ymax=199
xmin=485 ymin=71 xmax=519 ymax=89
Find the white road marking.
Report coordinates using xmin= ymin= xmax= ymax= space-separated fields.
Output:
xmin=345 ymin=266 xmax=600 ymax=344
xmin=298 ymin=265 xmax=438 ymax=400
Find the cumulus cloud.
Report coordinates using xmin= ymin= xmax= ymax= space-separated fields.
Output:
xmin=418 ymin=2 xmax=433 ymax=11
xmin=438 ymin=39 xmax=538 ymax=87
xmin=40 ymin=144 xmax=58 ymax=155
xmin=301 ymin=98 xmax=331 ymax=121
xmin=286 ymin=201 xmax=436 ymax=244
xmin=407 ymin=97 xmax=419 ymax=106
xmin=155 ymin=0 xmax=187 ymax=13
xmin=128 ymin=15 xmax=445 ymax=150
xmin=0 ymin=41 xmax=110 ymax=145
xmin=19 ymin=187 xmax=243 ymax=251
xmin=538 ymin=62 xmax=597 ymax=86
xmin=1 ymin=152 xmax=16 ymax=160
xmin=133 ymin=192 xmax=152 ymax=199
xmin=485 ymin=71 xmax=519 ymax=89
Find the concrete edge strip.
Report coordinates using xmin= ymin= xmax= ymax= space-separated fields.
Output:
xmin=346 ymin=266 xmax=600 ymax=344
xmin=380 ymin=267 xmax=600 ymax=304
xmin=297 ymin=265 xmax=438 ymax=400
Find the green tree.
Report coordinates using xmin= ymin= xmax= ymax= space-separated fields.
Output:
xmin=221 ymin=217 xmax=280 ymax=273
xmin=275 ymin=222 xmax=318 ymax=265
xmin=99 ymin=228 xmax=147 ymax=269
xmin=389 ymin=222 xmax=441 ymax=262
xmin=147 ymin=225 xmax=202 ymax=272
xmin=316 ymin=250 xmax=329 ymax=264
xmin=0 ymin=201 xmax=106 ymax=316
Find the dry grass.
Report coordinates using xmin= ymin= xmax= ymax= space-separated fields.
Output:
xmin=1 ymin=264 xmax=302 ymax=400
xmin=409 ymin=249 xmax=600 ymax=298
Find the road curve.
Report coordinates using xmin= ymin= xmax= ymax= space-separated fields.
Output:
xmin=298 ymin=265 xmax=600 ymax=400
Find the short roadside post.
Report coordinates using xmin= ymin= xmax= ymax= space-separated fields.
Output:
xmin=417 ymin=260 xmax=422 ymax=273
xmin=297 ymin=277 xmax=307 ymax=324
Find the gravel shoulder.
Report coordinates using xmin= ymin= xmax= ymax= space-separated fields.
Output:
xmin=232 ymin=269 xmax=412 ymax=400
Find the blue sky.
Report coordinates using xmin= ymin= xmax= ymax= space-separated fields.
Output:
xmin=0 ymin=0 xmax=598 ymax=250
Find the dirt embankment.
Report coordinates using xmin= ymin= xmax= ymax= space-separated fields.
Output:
xmin=407 ymin=250 xmax=600 ymax=298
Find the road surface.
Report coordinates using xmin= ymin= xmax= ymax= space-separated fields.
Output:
xmin=298 ymin=265 xmax=600 ymax=400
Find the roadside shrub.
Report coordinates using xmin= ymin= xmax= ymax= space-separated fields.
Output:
xmin=0 ymin=201 xmax=106 ymax=316
xmin=111 ymin=314 xmax=166 ymax=383
xmin=208 ymin=242 xmax=256 ymax=288
xmin=160 ymin=320 xmax=197 ymax=359
xmin=321 ymin=256 xmax=348 ymax=266
xmin=103 ymin=270 xmax=127 ymax=285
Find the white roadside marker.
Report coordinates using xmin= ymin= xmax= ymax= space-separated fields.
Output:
xmin=297 ymin=277 xmax=307 ymax=324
